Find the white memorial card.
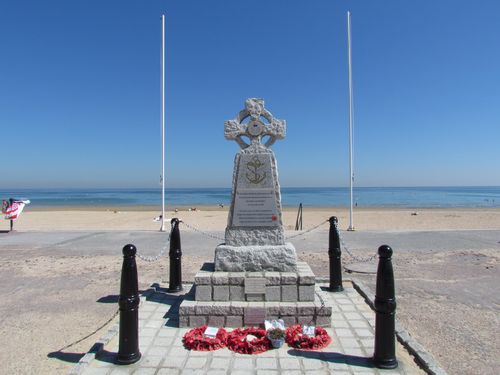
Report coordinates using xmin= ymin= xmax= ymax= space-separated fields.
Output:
xmin=204 ymin=326 xmax=219 ymax=338
xmin=302 ymin=325 xmax=316 ymax=337
xmin=265 ymin=319 xmax=285 ymax=331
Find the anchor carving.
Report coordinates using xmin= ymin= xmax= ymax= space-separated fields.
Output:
xmin=245 ymin=156 xmax=267 ymax=184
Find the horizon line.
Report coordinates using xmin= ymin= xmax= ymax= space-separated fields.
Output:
xmin=1 ymin=185 xmax=500 ymax=190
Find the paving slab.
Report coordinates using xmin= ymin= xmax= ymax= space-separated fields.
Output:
xmin=71 ymin=282 xmax=426 ymax=375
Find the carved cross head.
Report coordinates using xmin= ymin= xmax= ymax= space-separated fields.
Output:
xmin=224 ymin=98 xmax=286 ymax=149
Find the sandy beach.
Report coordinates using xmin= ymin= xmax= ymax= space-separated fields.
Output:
xmin=0 ymin=207 xmax=499 ymax=374
xmin=11 ymin=205 xmax=500 ymax=232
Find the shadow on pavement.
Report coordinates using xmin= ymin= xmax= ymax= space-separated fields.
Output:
xmin=95 ymin=349 xmax=117 ymax=363
xmin=97 ymin=294 xmax=119 ymax=303
xmin=47 ymin=351 xmax=85 ymax=363
xmin=97 ymin=289 xmax=157 ymax=304
xmin=288 ymin=349 xmax=375 ymax=368
xmin=149 ymin=283 xmax=185 ymax=328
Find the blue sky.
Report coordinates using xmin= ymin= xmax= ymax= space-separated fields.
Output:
xmin=1 ymin=0 xmax=499 ymax=188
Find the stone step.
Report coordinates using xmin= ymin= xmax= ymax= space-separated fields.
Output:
xmin=193 ymin=261 xmax=316 ymax=302
xmin=179 ymin=285 xmax=332 ymax=328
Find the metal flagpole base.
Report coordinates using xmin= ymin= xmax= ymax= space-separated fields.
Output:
xmin=159 ymin=216 xmax=166 ymax=232
xmin=347 ymin=226 xmax=355 ymax=231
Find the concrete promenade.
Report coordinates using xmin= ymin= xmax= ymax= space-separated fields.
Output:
xmin=2 ymin=229 xmax=499 ymax=257
xmin=2 ymin=228 xmax=496 ymax=373
xmin=71 ymin=282 xmax=424 ymax=375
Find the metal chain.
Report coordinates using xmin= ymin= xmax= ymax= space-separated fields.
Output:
xmin=180 ymin=221 xmax=225 ymax=241
xmin=136 ymin=233 xmax=171 ymax=263
xmin=180 ymin=219 xmax=327 ymax=242
xmin=56 ymin=308 xmax=119 ymax=352
xmin=285 ymin=219 xmax=328 ymax=240
xmin=309 ymin=290 xmax=326 ymax=326
xmin=333 ymin=221 xmax=377 ymax=264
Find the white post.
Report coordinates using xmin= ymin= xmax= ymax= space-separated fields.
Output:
xmin=160 ymin=14 xmax=166 ymax=232
xmin=347 ymin=11 xmax=355 ymax=231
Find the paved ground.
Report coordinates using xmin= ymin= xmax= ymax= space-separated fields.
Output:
xmin=2 ymin=227 xmax=499 ymax=256
xmin=1 ymin=228 xmax=498 ymax=374
xmin=72 ymin=282 xmax=425 ymax=375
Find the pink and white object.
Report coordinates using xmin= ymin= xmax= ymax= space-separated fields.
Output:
xmin=2 ymin=199 xmax=30 ymax=220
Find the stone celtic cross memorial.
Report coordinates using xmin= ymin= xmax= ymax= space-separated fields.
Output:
xmin=215 ymin=98 xmax=298 ymax=272
xmin=178 ymin=98 xmax=332 ymax=328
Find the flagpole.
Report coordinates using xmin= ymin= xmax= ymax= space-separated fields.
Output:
xmin=160 ymin=14 xmax=166 ymax=232
xmin=347 ymin=11 xmax=355 ymax=231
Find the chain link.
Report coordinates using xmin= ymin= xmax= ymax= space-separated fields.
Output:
xmin=180 ymin=219 xmax=327 ymax=242
xmin=136 ymin=222 xmax=173 ymax=262
xmin=180 ymin=221 xmax=225 ymax=241
xmin=333 ymin=221 xmax=377 ymax=264
xmin=56 ymin=308 xmax=119 ymax=352
xmin=138 ymin=218 xmax=375 ymax=265
xmin=136 ymin=233 xmax=171 ymax=262
xmin=285 ymin=219 xmax=328 ymax=240
xmin=308 ymin=290 xmax=326 ymax=326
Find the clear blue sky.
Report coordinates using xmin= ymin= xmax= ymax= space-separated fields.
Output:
xmin=1 ymin=0 xmax=499 ymax=188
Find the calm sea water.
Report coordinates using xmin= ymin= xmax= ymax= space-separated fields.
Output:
xmin=1 ymin=187 xmax=499 ymax=208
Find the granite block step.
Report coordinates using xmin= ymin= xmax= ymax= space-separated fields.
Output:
xmin=179 ymin=284 xmax=332 ymax=328
xmin=193 ymin=261 xmax=316 ymax=302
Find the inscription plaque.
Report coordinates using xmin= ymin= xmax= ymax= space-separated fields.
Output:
xmin=244 ymin=307 xmax=266 ymax=326
xmin=244 ymin=278 xmax=266 ymax=294
xmin=232 ymin=189 xmax=278 ymax=227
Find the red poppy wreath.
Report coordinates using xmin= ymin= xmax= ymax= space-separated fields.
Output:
xmin=182 ymin=326 xmax=228 ymax=351
xmin=285 ymin=325 xmax=332 ymax=350
xmin=226 ymin=327 xmax=271 ymax=354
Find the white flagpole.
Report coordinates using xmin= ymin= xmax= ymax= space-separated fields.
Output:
xmin=160 ymin=14 xmax=166 ymax=232
xmin=347 ymin=11 xmax=355 ymax=231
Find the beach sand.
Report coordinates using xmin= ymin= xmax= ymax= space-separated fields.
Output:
xmin=12 ymin=205 xmax=500 ymax=232
xmin=0 ymin=207 xmax=499 ymax=374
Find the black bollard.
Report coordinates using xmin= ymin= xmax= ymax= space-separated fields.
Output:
xmin=168 ymin=218 xmax=183 ymax=292
xmin=328 ymin=216 xmax=344 ymax=292
xmin=373 ymin=245 xmax=398 ymax=369
xmin=117 ymin=244 xmax=141 ymax=365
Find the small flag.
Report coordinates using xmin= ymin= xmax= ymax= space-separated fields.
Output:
xmin=3 ymin=199 xmax=30 ymax=220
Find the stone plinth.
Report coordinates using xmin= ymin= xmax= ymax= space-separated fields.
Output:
xmin=225 ymin=150 xmax=285 ymax=247
xmin=179 ymin=287 xmax=332 ymax=328
xmin=214 ymin=243 xmax=297 ymax=272
xmin=193 ymin=262 xmax=314 ymax=302
xmin=177 ymin=262 xmax=332 ymax=328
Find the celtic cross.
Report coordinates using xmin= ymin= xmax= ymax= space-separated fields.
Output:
xmin=224 ymin=98 xmax=286 ymax=149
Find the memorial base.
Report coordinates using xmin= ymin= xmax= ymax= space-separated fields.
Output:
xmin=177 ymin=262 xmax=333 ymax=328
xmin=214 ymin=242 xmax=297 ymax=272
xmin=178 ymin=286 xmax=332 ymax=328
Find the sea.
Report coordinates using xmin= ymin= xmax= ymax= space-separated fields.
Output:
xmin=0 ymin=186 xmax=499 ymax=209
